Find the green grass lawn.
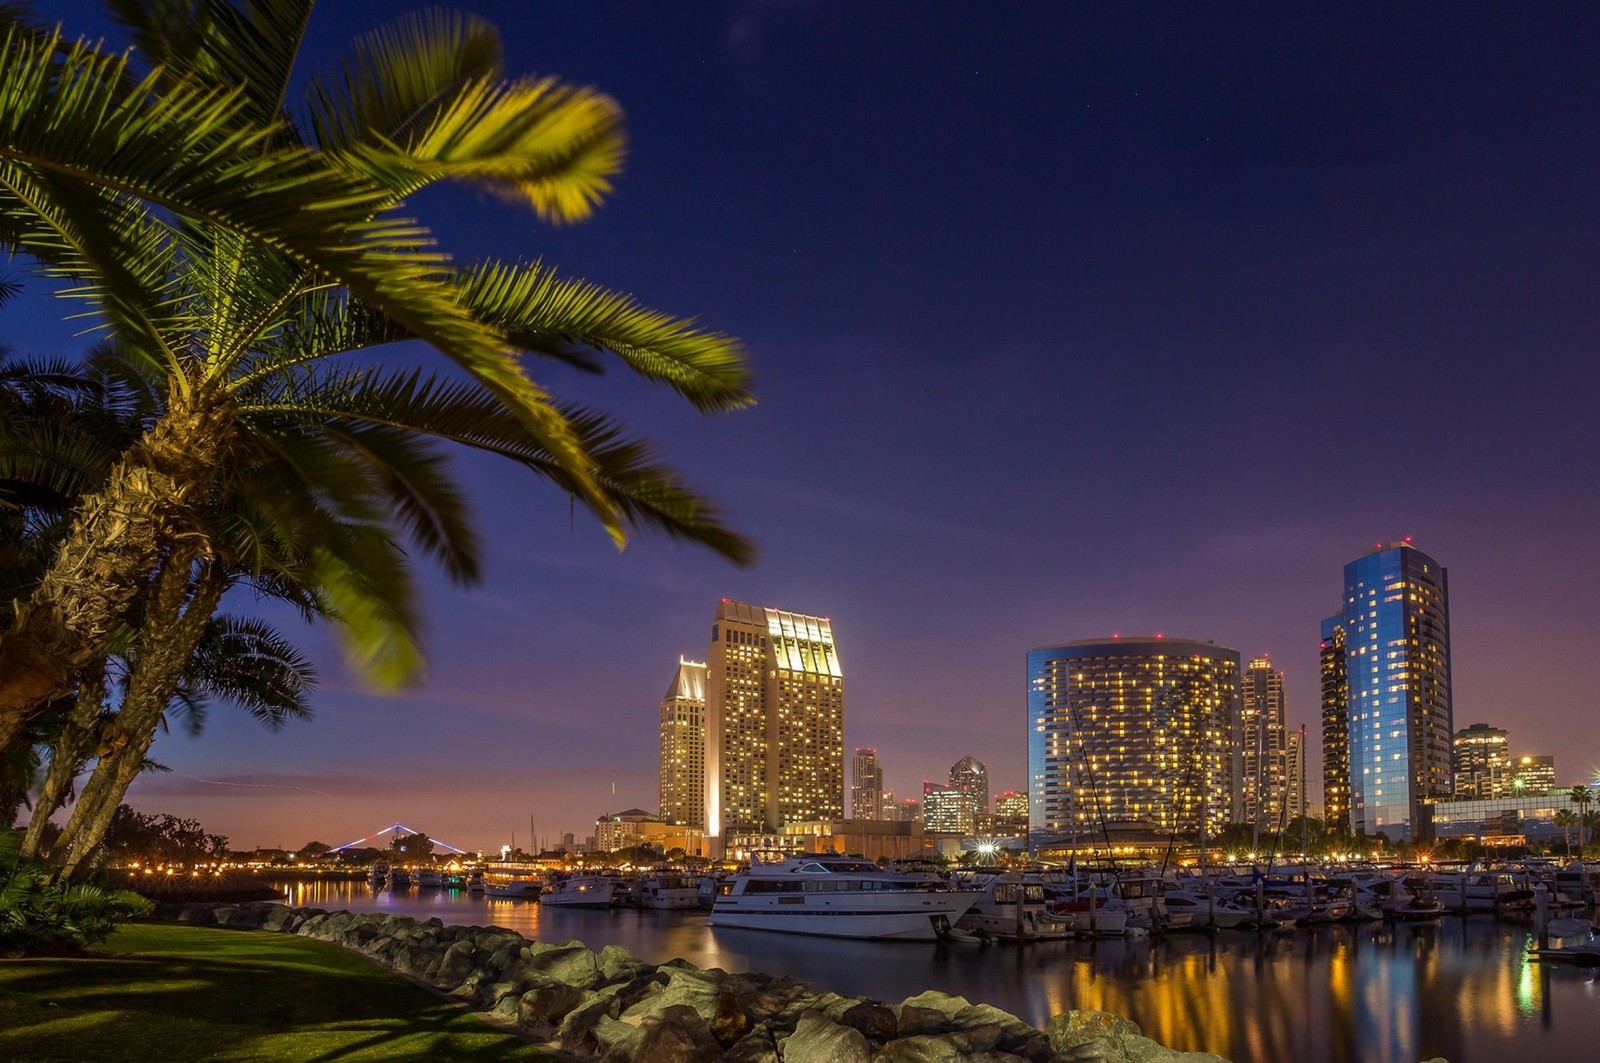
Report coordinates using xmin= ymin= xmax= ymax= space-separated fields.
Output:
xmin=0 ymin=922 xmax=556 ymax=1062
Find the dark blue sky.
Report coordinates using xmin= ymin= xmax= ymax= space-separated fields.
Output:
xmin=17 ymin=2 xmax=1600 ymax=850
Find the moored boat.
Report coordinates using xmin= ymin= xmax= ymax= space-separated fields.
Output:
xmin=544 ymin=874 xmax=626 ymax=908
xmin=482 ymin=868 xmax=546 ymax=899
xmin=709 ymin=855 xmax=979 ymax=940
xmin=635 ymin=873 xmax=702 ymax=910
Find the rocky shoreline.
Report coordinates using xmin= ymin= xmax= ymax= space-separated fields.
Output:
xmin=154 ymin=901 xmax=1231 ymax=1062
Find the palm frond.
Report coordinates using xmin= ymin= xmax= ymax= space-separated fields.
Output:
xmin=459 ymin=260 xmax=752 ymax=412
xmin=183 ymin=615 xmax=315 ymax=730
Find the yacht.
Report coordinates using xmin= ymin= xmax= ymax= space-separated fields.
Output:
xmin=482 ymin=868 xmax=546 ymax=900
xmin=386 ymin=865 xmax=411 ymax=890
xmin=954 ymin=873 xmax=1075 ymax=941
xmin=635 ymin=873 xmax=703 ymax=910
xmin=708 ymin=856 xmax=980 ymax=940
xmin=543 ymin=874 xmax=626 ymax=908
xmin=415 ymin=868 xmax=444 ymax=889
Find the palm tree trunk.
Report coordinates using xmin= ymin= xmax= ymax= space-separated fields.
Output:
xmin=53 ymin=555 xmax=226 ymax=876
xmin=20 ymin=661 xmax=106 ymax=859
xmin=0 ymin=389 xmax=230 ymax=746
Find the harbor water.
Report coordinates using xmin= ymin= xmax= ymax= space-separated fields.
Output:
xmin=270 ymin=878 xmax=1600 ymax=1063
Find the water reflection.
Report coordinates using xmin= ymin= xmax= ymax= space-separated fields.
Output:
xmin=268 ymin=880 xmax=1600 ymax=1063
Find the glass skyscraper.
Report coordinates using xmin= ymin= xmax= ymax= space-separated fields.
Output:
xmin=1320 ymin=541 xmax=1453 ymax=841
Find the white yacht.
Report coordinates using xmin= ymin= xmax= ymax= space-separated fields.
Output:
xmin=708 ymin=856 xmax=980 ymax=940
xmin=543 ymin=874 xmax=625 ymax=908
xmin=482 ymin=868 xmax=546 ymax=900
xmin=414 ymin=868 xmax=444 ymax=889
xmin=953 ymin=874 xmax=1075 ymax=941
xmin=635 ymin=873 xmax=703 ymax=910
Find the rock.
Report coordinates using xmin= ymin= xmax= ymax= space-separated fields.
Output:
xmin=432 ymin=940 xmax=478 ymax=990
xmin=900 ymin=991 xmax=973 ymax=1021
xmin=621 ymin=966 xmax=727 ymax=1025
xmin=840 ymin=1001 xmax=898 ymax=1043
xmin=1046 ymin=1010 xmax=1144 ymax=1059
xmin=598 ymin=943 xmax=650 ymax=984
xmin=954 ymin=1004 xmax=1052 ymax=1061
xmin=178 ymin=903 xmax=217 ymax=924
xmin=486 ymin=941 xmax=521 ymax=977
xmin=783 ymin=1010 xmax=872 ymax=1063
xmin=517 ymin=981 xmax=591 ymax=1032
xmin=524 ymin=944 xmax=605 ymax=989
xmin=599 ymin=1004 xmax=723 ymax=1063
xmin=723 ymin=1024 xmax=781 ymax=1063
xmin=558 ymin=993 xmax=624 ymax=1054
xmin=712 ymin=986 xmax=752 ymax=1045
xmin=898 ymin=1005 xmax=949 ymax=1038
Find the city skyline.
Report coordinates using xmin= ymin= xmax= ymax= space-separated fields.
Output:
xmin=17 ymin=0 xmax=1584 ymax=850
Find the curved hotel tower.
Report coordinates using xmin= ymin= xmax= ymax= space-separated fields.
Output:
xmin=704 ymin=600 xmax=844 ymax=854
xmin=1320 ymin=541 xmax=1452 ymax=841
xmin=1027 ymin=637 xmax=1242 ymax=849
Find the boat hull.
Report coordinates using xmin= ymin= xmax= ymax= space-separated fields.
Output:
xmin=710 ymin=893 xmax=977 ymax=940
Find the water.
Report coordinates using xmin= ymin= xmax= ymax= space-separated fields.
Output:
xmin=271 ymin=879 xmax=1600 ymax=1063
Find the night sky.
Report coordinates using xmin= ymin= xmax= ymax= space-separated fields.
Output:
xmin=14 ymin=2 xmax=1600 ymax=853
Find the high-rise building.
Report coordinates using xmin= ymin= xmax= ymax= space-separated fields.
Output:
xmin=1285 ymin=726 xmax=1308 ymax=823
xmin=949 ymin=755 xmax=990 ymax=813
xmin=1320 ymin=541 xmax=1453 ymax=842
xmin=896 ymin=798 xmax=920 ymax=822
xmin=1512 ymin=755 xmax=1557 ymax=796
xmin=1453 ymin=723 xmax=1510 ymax=799
xmin=851 ymin=748 xmax=885 ymax=820
xmin=922 ymin=782 xmax=978 ymax=834
xmin=1027 ymin=637 xmax=1242 ymax=846
xmin=704 ymin=600 xmax=844 ymax=849
xmin=659 ymin=657 xmax=706 ymax=828
xmin=1241 ymin=656 xmax=1288 ymax=831
xmin=994 ymin=790 xmax=1028 ymax=819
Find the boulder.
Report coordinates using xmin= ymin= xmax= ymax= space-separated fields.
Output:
xmin=712 ymin=986 xmax=752 ymax=1045
xmin=900 ymin=991 xmax=973 ymax=1021
xmin=839 ymin=1001 xmax=898 ymax=1043
xmin=524 ymin=943 xmax=605 ymax=989
xmin=620 ymin=966 xmax=727 ymax=1026
xmin=783 ymin=1010 xmax=872 ymax=1063
xmin=599 ymin=1004 xmax=723 ymax=1063
xmin=898 ymin=1005 xmax=949 ymax=1038
xmin=178 ymin=903 xmax=217 ymax=924
xmin=722 ymin=1024 xmax=781 ymax=1063
xmin=953 ymin=1004 xmax=1051 ymax=1061
xmin=517 ymin=980 xmax=592 ymax=1032
xmin=558 ymin=993 xmax=624 ymax=1054
xmin=598 ymin=943 xmax=651 ymax=984
xmin=432 ymin=940 xmax=479 ymax=990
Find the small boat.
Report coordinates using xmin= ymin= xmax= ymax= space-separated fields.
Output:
xmin=955 ymin=874 xmax=1074 ymax=941
xmin=368 ymin=862 xmax=388 ymax=888
xmin=415 ymin=868 xmax=443 ymax=889
xmin=466 ymin=869 xmax=485 ymax=894
xmin=543 ymin=874 xmax=626 ymax=908
xmin=1546 ymin=917 xmax=1596 ymax=941
xmin=635 ymin=873 xmax=702 ymax=910
xmin=482 ymin=868 xmax=546 ymax=900
xmin=708 ymin=855 xmax=980 ymax=940
xmin=386 ymin=865 xmax=411 ymax=890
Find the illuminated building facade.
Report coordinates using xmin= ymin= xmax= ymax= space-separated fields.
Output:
xmin=949 ymin=755 xmax=990 ymax=812
xmin=1027 ymin=637 xmax=1242 ymax=847
xmin=994 ymin=790 xmax=1029 ymax=819
xmin=658 ymin=657 xmax=706 ymax=828
xmin=704 ymin=600 xmax=844 ymax=850
xmin=1241 ymin=656 xmax=1288 ymax=830
xmin=1512 ymin=754 xmax=1556 ymax=795
xmin=1452 ymin=723 xmax=1510 ymax=799
xmin=922 ymin=782 xmax=978 ymax=834
xmin=851 ymin=747 xmax=885 ymax=820
xmin=1321 ymin=541 xmax=1453 ymax=841
xmin=1285 ymin=726 xmax=1308 ymax=822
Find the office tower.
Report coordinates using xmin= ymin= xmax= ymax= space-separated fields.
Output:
xmin=949 ymin=755 xmax=990 ymax=812
xmin=1320 ymin=540 xmax=1453 ymax=841
xmin=703 ymin=600 xmax=844 ymax=845
xmin=922 ymin=782 xmax=978 ymax=834
xmin=1285 ymin=726 xmax=1308 ymax=822
xmin=1512 ymin=755 xmax=1556 ymax=795
xmin=994 ymin=790 xmax=1029 ymax=819
xmin=896 ymin=798 xmax=920 ymax=822
xmin=1453 ymin=723 xmax=1510 ymax=799
xmin=1027 ymin=637 xmax=1242 ymax=845
xmin=658 ymin=657 xmax=707 ymax=828
xmin=1241 ymin=656 xmax=1288 ymax=831
xmin=852 ymin=748 xmax=885 ymax=820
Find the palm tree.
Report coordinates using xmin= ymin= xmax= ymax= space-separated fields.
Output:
xmin=1554 ymin=809 xmax=1578 ymax=857
xmin=0 ymin=2 xmax=754 ymax=743
xmin=1570 ymin=784 xmax=1595 ymax=848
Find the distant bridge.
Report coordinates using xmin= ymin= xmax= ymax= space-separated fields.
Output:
xmin=328 ymin=822 xmax=471 ymax=856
